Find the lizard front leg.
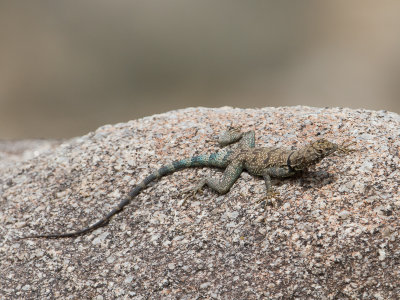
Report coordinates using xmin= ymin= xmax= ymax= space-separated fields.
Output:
xmin=257 ymin=169 xmax=285 ymax=206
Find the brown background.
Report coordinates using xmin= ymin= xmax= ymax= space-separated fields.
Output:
xmin=1 ymin=1 xmax=400 ymax=139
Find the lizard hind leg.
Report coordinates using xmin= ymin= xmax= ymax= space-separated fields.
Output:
xmin=181 ymin=178 xmax=207 ymax=203
xmin=218 ymin=127 xmax=256 ymax=148
xmin=218 ymin=126 xmax=244 ymax=146
xmin=182 ymin=161 xmax=244 ymax=202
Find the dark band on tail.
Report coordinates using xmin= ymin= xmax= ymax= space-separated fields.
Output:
xmin=22 ymin=151 xmax=232 ymax=239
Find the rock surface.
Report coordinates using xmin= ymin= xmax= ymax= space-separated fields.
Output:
xmin=1 ymin=106 xmax=400 ymax=299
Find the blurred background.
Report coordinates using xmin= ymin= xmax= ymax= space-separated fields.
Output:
xmin=1 ymin=1 xmax=400 ymax=139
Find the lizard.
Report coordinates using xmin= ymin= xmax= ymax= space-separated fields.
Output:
xmin=22 ymin=127 xmax=353 ymax=239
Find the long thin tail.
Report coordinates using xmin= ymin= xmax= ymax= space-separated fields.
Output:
xmin=22 ymin=150 xmax=232 ymax=239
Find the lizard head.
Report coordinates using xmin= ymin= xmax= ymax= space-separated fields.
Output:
xmin=310 ymin=139 xmax=338 ymax=159
xmin=290 ymin=138 xmax=354 ymax=171
xmin=305 ymin=138 xmax=356 ymax=165
xmin=292 ymin=139 xmax=338 ymax=170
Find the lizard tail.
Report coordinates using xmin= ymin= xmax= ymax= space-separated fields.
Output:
xmin=22 ymin=151 xmax=232 ymax=239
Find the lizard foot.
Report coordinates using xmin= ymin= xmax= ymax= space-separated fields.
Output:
xmin=337 ymin=140 xmax=356 ymax=155
xmin=218 ymin=125 xmax=243 ymax=146
xmin=257 ymin=189 xmax=281 ymax=207
xmin=181 ymin=179 xmax=206 ymax=204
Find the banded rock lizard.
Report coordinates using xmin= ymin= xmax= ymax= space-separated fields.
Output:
xmin=23 ymin=127 xmax=353 ymax=239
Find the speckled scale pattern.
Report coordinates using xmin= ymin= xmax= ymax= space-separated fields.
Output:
xmin=23 ymin=127 xmax=341 ymax=238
